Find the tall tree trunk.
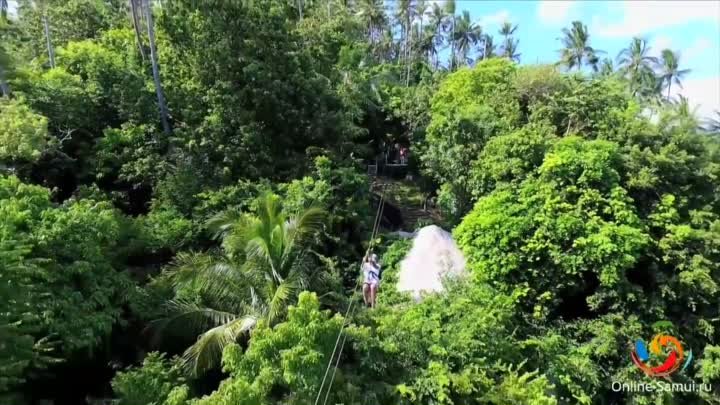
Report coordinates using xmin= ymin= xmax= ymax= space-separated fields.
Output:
xmin=405 ymin=13 xmax=411 ymax=86
xmin=42 ymin=13 xmax=55 ymax=68
xmin=130 ymin=0 xmax=146 ymax=61
xmin=297 ymin=0 xmax=303 ymax=20
xmin=143 ymin=0 xmax=172 ymax=135
xmin=405 ymin=24 xmax=411 ymax=86
xmin=667 ymin=81 xmax=671 ymax=100
xmin=450 ymin=18 xmax=455 ymax=70
xmin=0 ymin=65 xmax=10 ymax=97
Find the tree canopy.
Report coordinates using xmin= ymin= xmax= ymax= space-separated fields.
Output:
xmin=1 ymin=1 xmax=717 ymax=405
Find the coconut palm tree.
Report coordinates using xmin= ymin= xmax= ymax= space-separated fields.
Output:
xmin=558 ymin=21 xmax=602 ymax=71
xmin=418 ymin=24 xmax=437 ymax=66
xmin=444 ymin=0 xmax=456 ymax=68
xmin=617 ymin=37 xmax=658 ymax=96
xmin=426 ymin=2 xmax=446 ymax=68
xmin=499 ymin=21 xmax=519 ymax=61
xmin=453 ymin=10 xmax=481 ymax=67
xmin=142 ymin=0 xmax=171 ymax=135
xmin=598 ymin=57 xmax=614 ymax=76
xmin=479 ymin=33 xmax=496 ymax=60
xmin=355 ymin=0 xmax=386 ymax=48
xmin=705 ymin=111 xmax=720 ymax=133
xmin=416 ymin=0 xmax=428 ymax=34
xmin=156 ymin=193 xmax=327 ymax=375
xmin=0 ymin=45 xmax=11 ymax=97
xmin=501 ymin=37 xmax=520 ymax=62
xmin=657 ymin=49 xmax=690 ymax=99
xmin=33 ymin=0 xmax=56 ymax=68
xmin=395 ymin=0 xmax=412 ymax=58
xmin=378 ymin=25 xmax=398 ymax=62
xmin=666 ymin=94 xmax=701 ymax=129
xmin=427 ymin=1 xmax=446 ymax=30
xmin=499 ymin=21 xmax=517 ymax=42
xmin=129 ymin=0 xmax=146 ymax=62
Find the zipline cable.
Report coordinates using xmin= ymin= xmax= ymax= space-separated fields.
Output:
xmin=313 ymin=189 xmax=384 ymax=405
xmin=314 ymin=187 xmax=385 ymax=405
xmin=313 ymin=183 xmax=386 ymax=405
xmin=321 ymin=193 xmax=386 ymax=405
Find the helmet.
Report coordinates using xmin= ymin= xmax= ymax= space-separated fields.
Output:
xmin=370 ymin=253 xmax=378 ymax=262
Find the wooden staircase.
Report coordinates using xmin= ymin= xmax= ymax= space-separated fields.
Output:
xmin=370 ymin=177 xmax=441 ymax=232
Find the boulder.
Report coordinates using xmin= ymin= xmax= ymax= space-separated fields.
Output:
xmin=397 ymin=225 xmax=467 ymax=300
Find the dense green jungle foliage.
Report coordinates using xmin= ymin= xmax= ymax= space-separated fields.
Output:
xmin=1 ymin=1 xmax=719 ymax=404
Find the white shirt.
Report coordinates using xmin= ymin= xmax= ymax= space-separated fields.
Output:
xmin=362 ymin=262 xmax=380 ymax=284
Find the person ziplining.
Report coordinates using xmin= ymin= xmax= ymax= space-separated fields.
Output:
xmin=361 ymin=253 xmax=381 ymax=308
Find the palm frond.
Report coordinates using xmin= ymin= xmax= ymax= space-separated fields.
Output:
xmin=221 ymin=215 xmax=261 ymax=258
xmin=284 ymin=206 xmax=327 ymax=254
xmin=181 ymin=314 xmax=257 ymax=376
xmin=149 ymin=300 xmax=237 ymax=348
xmin=267 ymin=276 xmax=302 ymax=324
xmin=245 ymin=235 xmax=278 ymax=277
xmin=163 ymin=300 xmax=237 ymax=331
xmin=206 ymin=208 xmax=244 ymax=240
xmin=163 ymin=252 xmax=250 ymax=310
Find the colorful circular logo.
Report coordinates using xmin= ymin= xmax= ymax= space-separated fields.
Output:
xmin=631 ymin=334 xmax=693 ymax=377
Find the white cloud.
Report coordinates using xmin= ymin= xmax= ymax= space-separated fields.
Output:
xmin=477 ymin=10 xmax=511 ymax=28
xmin=675 ymin=76 xmax=720 ymax=120
xmin=684 ymin=37 xmax=713 ymax=61
xmin=593 ymin=1 xmax=719 ymax=38
xmin=651 ymin=35 xmax=674 ymax=53
xmin=537 ymin=1 xmax=578 ymax=26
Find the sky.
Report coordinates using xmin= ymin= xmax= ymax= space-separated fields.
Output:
xmin=429 ymin=0 xmax=720 ymax=119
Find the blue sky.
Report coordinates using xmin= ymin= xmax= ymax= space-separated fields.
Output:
xmin=425 ymin=0 xmax=720 ymax=118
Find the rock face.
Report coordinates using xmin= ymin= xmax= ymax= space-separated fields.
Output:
xmin=397 ymin=225 xmax=467 ymax=300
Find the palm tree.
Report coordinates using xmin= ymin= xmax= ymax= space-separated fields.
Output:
xmin=142 ymin=0 xmax=171 ymax=135
xmin=444 ymin=0 xmax=456 ymax=68
xmin=395 ymin=0 xmax=417 ymax=84
xmin=157 ymin=193 xmax=327 ymax=375
xmin=705 ymin=111 xmax=720 ymax=133
xmin=418 ymin=25 xmax=439 ymax=67
xmin=657 ymin=49 xmax=690 ymax=99
xmin=453 ymin=10 xmax=481 ymax=67
xmin=355 ymin=0 xmax=386 ymax=48
xmin=0 ymin=47 xmax=11 ymax=97
xmin=427 ymin=2 xmax=446 ymax=32
xmin=34 ymin=0 xmax=56 ymax=68
xmin=499 ymin=21 xmax=517 ymax=38
xmin=617 ymin=37 xmax=658 ymax=96
xmin=479 ymin=33 xmax=496 ymax=60
xmin=129 ymin=0 xmax=146 ymax=62
xmin=395 ymin=0 xmax=411 ymax=58
xmin=416 ymin=0 xmax=428 ymax=34
xmin=558 ymin=21 xmax=602 ymax=71
xmin=598 ymin=57 xmax=614 ymax=76
xmin=499 ymin=21 xmax=519 ymax=61
xmin=378 ymin=26 xmax=398 ymax=62
xmin=667 ymin=95 xmax=700 ymax=127
xmin=426 ymin=2 xmax=446 ymax=68
xmin=296 ymin=0 xmax=304 ymax=20
xmin=501 ymin=37 xmax=520 ymax=62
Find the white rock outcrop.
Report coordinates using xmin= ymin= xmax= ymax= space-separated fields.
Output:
xmin=397 ymin=225 xmax=467 ymax=300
